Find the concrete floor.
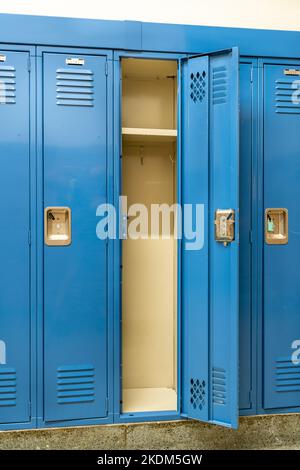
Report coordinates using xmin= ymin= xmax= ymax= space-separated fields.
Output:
xmin=0 ymin=414 xmax=300 ymax=450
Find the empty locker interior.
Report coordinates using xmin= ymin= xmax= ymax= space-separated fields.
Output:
xmin=121 ymin=59 xmax=178 ymax=413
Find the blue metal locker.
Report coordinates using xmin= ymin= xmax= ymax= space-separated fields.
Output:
xmin=263 ymin=62 xmax=300 ymax=410
xmin=0 ymin=50 xmax=31 ymax=424
xmin=43 ymin=53 xmax=108 ymax=422
xmin=239 ymin=61 xmax=255 ymax=411
xmin=182 ymin=49 xmax=239 ymax=428
xmin=2 ymin=13 xmax=300 ymax=431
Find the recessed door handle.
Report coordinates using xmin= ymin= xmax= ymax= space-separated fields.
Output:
xmin=44 ymin=207 xmax=72 ymax=246
xmin=265 ymin=208 xmax=288 ymax=245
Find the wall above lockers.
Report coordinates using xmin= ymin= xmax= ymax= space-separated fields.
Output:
xmin=1 ymin=0 xmax=300 ymax=31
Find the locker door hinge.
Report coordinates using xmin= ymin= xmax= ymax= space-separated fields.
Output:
xmin=28 ymin=230 xmax=32 ymax=246
xmin=249 ymin=229 xmax=253 ymax=244
xmin=27 ymin=57 xmax=31 ymax=73
xmin=105 ymin=397 xmax=109 ymax=414
xmin=250 ymin=67 xmax=253 ymax=83
xmin=249 ymin=390 xmax=255 ymax=406
xmin=28 ymin=402 xmax=32 ymax=418
xmin=105 ymin=61 xmax=108 ymax=76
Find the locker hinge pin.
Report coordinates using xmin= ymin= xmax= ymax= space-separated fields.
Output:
xmin=27 ymin=57 xmax=31 ymax=73
xmin=249 ymin=390 xmax=255 ymax=406
xmin=106 ymin=397 xmax=109 ymax=414
xmin=28 ymin=230 xmax=32 ymax=246
xmin=28 ymin=402 xmax=32 ymax=418
xmin=250 ymin=67 xmax=253 ymax=83
xmin=105 ymin=61 xmax=108 ymax=76
xmin=249 ymin=229 xmax=253 ymax=244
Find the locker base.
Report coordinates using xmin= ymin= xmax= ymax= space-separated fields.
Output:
xmin=122 ymin=387 xmax=177 ymax=413
xmin=1 ymin=414 xmax=300 ymax=449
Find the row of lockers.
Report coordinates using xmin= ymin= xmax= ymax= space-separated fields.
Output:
xmin=1 ymin=43 xmax=300 ymax=430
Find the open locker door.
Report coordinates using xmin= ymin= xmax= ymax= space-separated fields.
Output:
xmin=181 ymin=48 xmax=239 ymax=428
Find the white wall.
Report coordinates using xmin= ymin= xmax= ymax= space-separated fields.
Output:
xmin=0 ymin=0 xmax=300 ymax=31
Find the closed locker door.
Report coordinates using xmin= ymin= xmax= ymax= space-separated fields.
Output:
xmin=0 ymin=51 xmax=31 ymax=424
xmin=264 ymin=64 xmax=300 ymax=409
xmin=43 ymin=53 xmax=108 ymax=422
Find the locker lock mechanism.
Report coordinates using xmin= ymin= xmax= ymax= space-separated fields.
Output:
xmin=265 ymin=208 xmax=288 ymax=245
xmin=44 ymin=207 xmax=72 ymax=246
xmin=214 ymin=209 xmax=235 ymax=246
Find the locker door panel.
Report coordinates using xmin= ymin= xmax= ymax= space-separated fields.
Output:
xmin=263 ymin=64 xmax=300 ymax=409
xmin=43 ymin=53 xmax=108 ymax=422
xmin=182 ymin=49 xmax=239 ymax=428
xmin=0 ymin=50 xmax=31 ymax=424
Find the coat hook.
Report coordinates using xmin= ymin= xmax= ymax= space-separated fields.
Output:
xmin=140 ymin=145 xmax=144 ymax=165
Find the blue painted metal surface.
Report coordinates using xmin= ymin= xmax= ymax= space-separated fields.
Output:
xmin=43 ymin=52 xmax=108 ymax=422
xmin=0 ymin=14 xmax=141 ymax=51
xmin=263 ymin=61 xmax=300 ymax=410
xmin=0 ymin=50 xmax=31 ymax=424
xmin=1 ymin=13 xmax=300 ymax=58
xmin=239 ymin=61 xmax=255 ymax=411
xmin=209 ymin=48 xmax=239 ymax=428
xmin=239 ymin=58 xmax=260 ymax=417
xmin=141 ymin=22 xmax=300 ymax=58
xmin=181 ymin=54 xmax=209 ymax=423
xmin=182 ymin=49 xmax=239 ymax=428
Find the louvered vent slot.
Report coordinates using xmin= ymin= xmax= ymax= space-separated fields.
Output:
xmin=56 ymin=68 xmax=94 ymax=107
xmin=212 ymin=367 xmax=226 ymax=405
xmin=0 ymin=66 xmax=16 ymax=105
xmin=57 ymin=364 xmax=95 ymax=404
xmin=190 ymin=71 xmax=206 ymax=103
xmin=190 ymin=378 xmax=206 ymax=410
xmin=275 ymin=79 xmax=300 ymax=114
xmin=0 ymin=366 xmax=17 ymax=407
xmin=212 ymin=66 xmax=227 ymax=105
xmin=275 ymin=358 xmax=300 ymax=392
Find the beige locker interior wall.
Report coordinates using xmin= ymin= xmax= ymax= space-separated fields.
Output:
xmin=122 ymin=59 xmax=177 ymax=394
xmin=122 ymin=145 xmax=177 ymax=390
xmin=3 ymin=1 xmax=300 ymax=31
xmin=122 ymin=237 xmax=176 ymax=389
xmin=122 ymin=144 xmax=176 ymax=235
xmin=122 ymin=59 xmax=177 ymax=130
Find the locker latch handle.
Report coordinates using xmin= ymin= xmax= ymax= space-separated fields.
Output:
xmin=214 ymin=209 xmax=235 ymax=246
xmin=265 ymin=208 xmax=288 ymax=245
xmin=44 ymin=207 xmax=72 ymax=246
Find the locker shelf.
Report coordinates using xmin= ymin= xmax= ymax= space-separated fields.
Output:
xmin=122 ymin=388 xmax=177 ymax=413
xmin=122 ymin=127 xmax=177 ymax=143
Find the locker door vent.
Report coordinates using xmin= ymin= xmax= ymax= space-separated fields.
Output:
xmin=275 ymin=359 xmax=300 ymax=393
xmin=0 ymin=66 xmax=16 ymax=105
xmin=190 ymin=71 xmax=206 ymax=103
xmin=212 ymin=66 xmax=227 ymax=105
xmin=190 ymin=378 xmax=206 ymax=410
xmin=212 ymin=367 xmax=226 ymax=405
xmin=56 ymin=68 xmax=94 ymax=107
xmin=275 ymin=79 xmax=300 ymax=114
xmin=0 ymin=366 xmax=17 ymax=406
xmin=57 ymin=365 xmax=95 ymax=404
